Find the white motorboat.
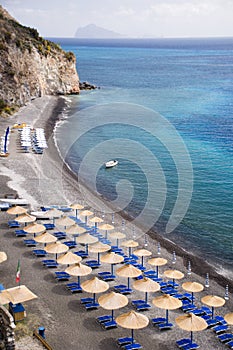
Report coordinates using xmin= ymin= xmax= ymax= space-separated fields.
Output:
xmin=105 ymin=160 xmax=118 ymax=168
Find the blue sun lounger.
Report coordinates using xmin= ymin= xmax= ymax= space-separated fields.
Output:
xmin=176 ymin=338 xmax=191 ymax=348
xmin=123 ymin=343 xmax=142 ymax=350
xmin=158 ymin=322 xmax=173 ymax=331
xmin=33 ymin=249 xmax=47 ymax=257
xmin=227 ymin=340 xmax=233 ymax=349
xmin=23 ymin=239 xmax=37 ymax=246
xmin=217 ymin=333 xmax=233 ymax=343
xmin=117 ymin=337 xmax=134 ymax=346
xmin=15 ymin=229 xmax=28 ymax=237
xmin=97 ymin=315 xmax=112 ymax=324
xmin=212 ymin=324 xmax=228 ymax=334
xmin=8 ymin=220 xmax=20 ymax=228
xmin=151 ymin=317 xmax=166 ymax=325
xmin=101 ymin=320 xmax=117 ymax=330
xmin=84 ymin=302 xmax=99 ymax=310
xmin=180 ymin=342 xmax=199 ymax=350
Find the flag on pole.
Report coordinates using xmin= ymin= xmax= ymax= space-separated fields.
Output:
xmin=16 ymin=259 xmax=21 ymax=284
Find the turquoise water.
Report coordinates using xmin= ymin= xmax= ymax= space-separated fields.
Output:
xmin=52 ymin=38 xmax=233 ymax=270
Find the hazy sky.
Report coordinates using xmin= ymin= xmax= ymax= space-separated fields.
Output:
xmin=2 ymin=0 xmax=233 ymax=38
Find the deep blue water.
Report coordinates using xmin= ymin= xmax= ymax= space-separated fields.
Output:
xmin=51 ymin=38 xmax=233 ymax=271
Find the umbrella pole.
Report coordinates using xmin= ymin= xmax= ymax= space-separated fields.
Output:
xmin=166 ymin=309 xmax=169 ymax=324
xmin=105 ymin=230 xmax=108 ymax=239
xmin=156 ymin=266 xmax=159 ymax=278
xmin=85 ymin=244 xmax=89 ymax=255
xmin=191 ymin=331 xmax=193 ymax=343
xmin=191 ymin=292 xmax=194 ymax=304
xmin=129 ymin=247 xmax=132 ymax=257
xmin=111 ymin=309 xmax=114 ymax=322
xmin=141 ymin=256 xmax=144 ymax=267
xmin=77 ymin=276 xmax=80 ymax=288
xmin=127 ymin=277 xmax=130 ymax=289
xmin=173 ymin=278 xmax=175 ymax=288
xmin=97 ymin=252 xmax=100 ymax=264
xmin=111 ymin=264 xmax=114 ymax=275
xmin=75 ymin=209 xmax=78 ymax=218
xmin=145 ymin=292 xmax=148 ymax=304
xmin=131 ymin=329 xmax=134 ymax=344
xmin=93 ymin=293 xmax=96 ymax=303
xmin=116 ymin=238 xmax=119 ymax=247
xmin=212 ymin=306 xmax=214 ymax=319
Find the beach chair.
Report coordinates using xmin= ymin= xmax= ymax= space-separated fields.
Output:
xmin=227 ymin=340 xmax=233 ymax=349
xmin=217 ymin=333 xmax=233 ymax=343
xmin=101 ymin=274 xmax=116 ymax=281
xmin=120 ymin=288 xmax=133 ymax=295
xmin=55 ymin=271 xmax=70 ymax=281
xmin=33 ymin=249 xmax=47 ymax=257
xmin=158 ymin=322 xmax=173 ymax=331
xmin=117 ymin=337 xmax=134 ymax=346
xmin=212 ymin=324 xmax=228 ymax=334
xmin=135 ymin=303 xmax=151 ymax=311
xmin=53 ymin=232 xmax=67 ymax=240
xmin=114 ymin=284 xmax=127 ymax=292
xmin=15 ymin=229 xmax=28 ymax=237
xmin=64 ymin=240 xmax=77 ymax=249
xmin=84 ymin=302 xmax=99 ymax=310
xmin=74 ymin=250 xmax=88 ymax=258
xmin=69 ymin=285 xmax=82 ymax=293
xmin=176 ymin=338 xmax=191 ymax=348
xmin=23 ymin=239 xmax=37 ymax=246
xmin=123 ymin=343 xmax=142 ymax=350
xmin=80 ymin=297 xmax=94 ymax=304
xmin=102 ymin=319 xmax=117 ymax=330
xmin=151 ymin=317 xmax=166 ymax=325
xmin=43 ymin=259 xmax=58 ymax=268
xmin=182 ymin=303 xmax=196 ymax=313
xmin=180 ymin=343 xmax=199 ymax=350
xmin=8 ymin=220 xmax=20 ymax=228
xmin=44 ymin=223 xmax=55 ymax=230
xmin=86 ymin=260 xmax=101 ymax=268
xmin=191 ymin=308 xmax=205 ymax=316
xmin=97 ymin=315 xmax=112 ymax=324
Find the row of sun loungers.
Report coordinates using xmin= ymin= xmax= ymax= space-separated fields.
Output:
xmin=7 ymin=206 xmax=232 ymax=350
xmin=18 ymin=127 xmax=47 ymax=154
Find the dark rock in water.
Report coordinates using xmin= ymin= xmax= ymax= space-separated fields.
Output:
xmin=79 ymin=81 xmax=99 ymax=90
xmin=0 ymin=5 xmax=80 ymax=116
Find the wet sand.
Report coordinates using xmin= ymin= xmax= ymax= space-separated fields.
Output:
xmin=0 ymin=95 xmax=232 ymax=350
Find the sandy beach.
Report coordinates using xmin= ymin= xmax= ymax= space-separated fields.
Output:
xmin=0 ymin=95 xmax=232 ymax=350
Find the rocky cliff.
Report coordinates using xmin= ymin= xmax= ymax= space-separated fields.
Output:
xmin=0 ymin=6 xmax=79 ymax=116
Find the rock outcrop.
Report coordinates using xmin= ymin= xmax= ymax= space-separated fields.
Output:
xmin=0 ymin=6 xmax=79 ymax=115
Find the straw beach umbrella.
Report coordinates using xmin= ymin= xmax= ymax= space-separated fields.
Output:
xmin=81 ymin=276 xmax=109 ymax=303
xmin=65 ymin=224 xmax=86 ymax=242
xmin=148 ymin=257 xmax=167 ymax=278
xmin=116 ymin=264 xmax=141 ymax=290
xmin=116 ymin=310 xmax=149 ymax=345
xmin=7 ymin=206 xmax=27 ymax=216
xmin=16 ymin=213 xmax=36 ymax=225
xmin=24 ymin=222 xmax=46 ymax=236
xmin=89 ymin=242 xmax=111 ymax=264
xmin=201 ymin=295 xmax=225 ymax=318
xmin=224 ymin=313 xmax=233 ymax=325
xmin=134 ymin=249 xmax=152 ymax=267
xmin=89 ymin=216 xmax=104 ymax=230
xmin=45 ymin=241 xmax=69 ymax=259
xmin=164 ymin=269 xmax=184 ymax=288
xmin=133 ymin=277 xmax=160 ymax=303
xmin=175 ymin=313 xmax=208 ymax=344
xmin=99 ymin=223 xmax=114 ymax=239
xmin=76 ymin=233 xmax=98 ymax=255
xmin=70 ymin=203 xmax=84 ymax=218
xmin=1 ymin=285 xmax=37 ymax=304
xmin=0 ymin=252 xmax=7 ymax=263
xmin=182 ymin=281 xmax=204 ymax=304
xmin=79 ymin=210 xmax=94 ymax=224
xmin=57 ymin=251 xmax=82 ymax=266
xmin=56 ymin=216 xmax=75 ymax=228
xmin=152 ymin=294 xmax=182 ymax=324
xmin=122 ymin=240 xmax=139 ymax=256
xmin=65 ymin=262 xmax=92 ymax=288
xmin=98 ymin=291 xmax=128 ymax=322
xmin=109 ymin=231 xmax=126 ymax=247
xmin=35 ymin=232 xmax=57 ymax=245
xmin=100 ymin=252 xmax=124 ymax=274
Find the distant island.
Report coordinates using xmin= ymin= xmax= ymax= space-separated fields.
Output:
xmin=75 ymin=24 xmax=124 ymax=39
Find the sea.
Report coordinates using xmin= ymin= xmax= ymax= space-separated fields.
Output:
xmin=50 ymin=37 xmax=233 ymax=274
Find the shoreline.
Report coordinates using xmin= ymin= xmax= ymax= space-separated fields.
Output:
xmin=48 ymin=96 xmax=233 ymax=291
xmin=0 ymin=95 xmax=232 ymax=350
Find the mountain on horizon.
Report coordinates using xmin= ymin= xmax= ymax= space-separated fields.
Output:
xmin=75 ymin=24 xmax=124 ymax=39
